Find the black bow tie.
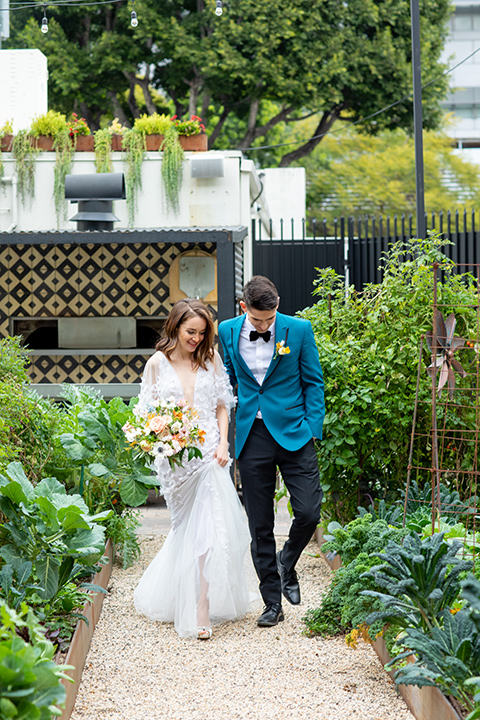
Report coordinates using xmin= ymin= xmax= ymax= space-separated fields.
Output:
xmin=249 ymin=330 xmax=271 ymax=342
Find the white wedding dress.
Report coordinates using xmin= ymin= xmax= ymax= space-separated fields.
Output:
xmin=133 ymin=350 xmax=252 ymax=638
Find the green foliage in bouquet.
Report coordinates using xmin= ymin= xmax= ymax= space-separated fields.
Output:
xmin=301 ymin=233 xmax=479 ymax=523
xmin=0 ymin=602 xmax=73 ymax=720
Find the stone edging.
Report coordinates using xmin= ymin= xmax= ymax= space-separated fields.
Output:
xmin=314 ymin=527 xmax=462 ymax=720
xmin=58 ymin=540 xmax=114 ymax=720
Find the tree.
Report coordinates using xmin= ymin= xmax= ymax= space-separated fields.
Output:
xmin=8 ymin=0 xmax=452 ymax=165
xmin=302 ymin=125 xmax=480 ymax=226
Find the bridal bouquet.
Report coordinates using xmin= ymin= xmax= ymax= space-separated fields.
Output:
xmin=123 ymin=398 xmax=205 ymax=469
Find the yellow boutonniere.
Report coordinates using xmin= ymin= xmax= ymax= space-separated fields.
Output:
xmin=274 ymin=340 xmax=290 ymax=359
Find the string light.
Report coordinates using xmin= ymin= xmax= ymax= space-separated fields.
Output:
xmin=130 ymin=0 xmax=137 ymax=27
xmin=40 ymin=3 xmax=48 ymax=32
xmin=215 ymin=0 xmax=222 ymax=16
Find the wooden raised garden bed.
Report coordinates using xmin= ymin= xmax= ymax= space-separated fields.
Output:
xmin=314 ymin=528 xmax=463 ymax=720
xmin=58 ymin=540 xmax=114 ymax=720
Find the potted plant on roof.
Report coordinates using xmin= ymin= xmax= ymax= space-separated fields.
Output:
xmin=0 ymin=119 xmax=13 ymax=153
xmin=11 ymin=129 xmax=38 ymax=206
xmin=68 ymin=113 xmax=93 ymax=151
xmin=94 ymin=118 xmax=126 ymax=173
xmin=30 ymin=111 xmax=76 ymax=226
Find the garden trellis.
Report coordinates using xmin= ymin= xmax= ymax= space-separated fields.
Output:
xmin=405 ymin=262 xmax=479 ymax=561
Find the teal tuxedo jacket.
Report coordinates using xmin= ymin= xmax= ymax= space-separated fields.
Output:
xmin=218 ymin=312 xmax=325 ymax=458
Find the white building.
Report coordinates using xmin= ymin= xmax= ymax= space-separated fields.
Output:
xmin=441 ymin=0 xmax=480 ymax=163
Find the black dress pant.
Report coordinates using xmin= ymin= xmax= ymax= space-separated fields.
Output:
xmin=238 ymin=419 xmax=322 ymax=606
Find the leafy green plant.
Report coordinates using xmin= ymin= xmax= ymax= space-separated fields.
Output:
xmin=387 ymin=609 xmax=480 ymax=713
xmin=106 ymin=508 xmax=141 ymax=569
xmin=0 ymin=601 xmax=73 ymax=719
xmin=0 ymin=336 xmax=29 ymax=384
xmin=94 ymin=128 xmax=113 ymax=173
xmin=133 ymin=112 xmax=171 ymax=136
xmin=0 ymin=462 xmax=110 ymax=602
xmin=400 ymin=479 xmax=475 ymax=525
xmin=322 ymin=514 xmax=405 ymax=567
xmin=30 ymin=110 xmax=68 ymax=138
xmin=59 ymin=394 xmax=159 ymax=511
xmin=122 ymin=128 xmax=145 ymax=226
xmin=362 ymin=532 xmax=473 ymax=633
xmin=357 ymin=499 xmax=403 ymax=527
xmin=305 ymin=515 xmax=405 ymax=638
xmin=161 ymin=123 xmax=184 ymax=214
xmin=11 ymin=130 xmax=38 ymax=206
xmin=301 ymin=235 xmax=479 ymax=523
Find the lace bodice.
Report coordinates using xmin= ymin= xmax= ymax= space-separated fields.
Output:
xmin=137 ymin=350 xmax=235 ymax=421
xmin=136 ymin=351 xmax=235 ymax=507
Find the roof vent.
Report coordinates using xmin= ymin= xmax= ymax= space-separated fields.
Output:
xmin=65 ymin=173 xmax=126 ymax=230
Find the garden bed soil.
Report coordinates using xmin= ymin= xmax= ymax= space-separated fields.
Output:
xmin=58 ymin=540 xmax=114 ymax=720
xmin=314 ymin=527 xmax=463 ymax=720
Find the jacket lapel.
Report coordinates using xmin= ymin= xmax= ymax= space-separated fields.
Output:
xmin=230 ymin=316 xmax=259 ymax=384
xmin=263 ymin=313 xmax=289 ymax=383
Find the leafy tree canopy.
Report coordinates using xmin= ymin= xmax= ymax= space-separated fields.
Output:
xmin=7 ymin=0 xmax=451 ymax=165
xmin=301 ymin=123 xmax=480 ymax=226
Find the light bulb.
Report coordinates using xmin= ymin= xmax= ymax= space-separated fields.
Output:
xmin=215 ymin=0 xmax=222 ymax=15
xmin=41 ymin=17 xmax=48 ymax=33
xmin=130 ymin=10 xmax=138 ymax=27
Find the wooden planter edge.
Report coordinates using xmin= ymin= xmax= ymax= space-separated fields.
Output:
xmin=314 ymin=527 xmax=462 ymax=720
xmin=58 ymin=540 xmax=114 ymax=720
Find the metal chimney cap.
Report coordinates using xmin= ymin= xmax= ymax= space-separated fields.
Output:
xmin=65 ymin=173 xmax=126 ymax=201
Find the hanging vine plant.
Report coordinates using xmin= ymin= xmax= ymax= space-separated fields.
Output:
xmin=94 ymin=128 xmax=113 ymax=173
xmin=12 ymin=130 xmax=38 ymax=206
xmin=122 ymin=128 xmax=145 ymax=226
xmin=161 ymin=124 xmax=184 ymax=214
xmin=53 ymin=129 xmax=75 ymax=227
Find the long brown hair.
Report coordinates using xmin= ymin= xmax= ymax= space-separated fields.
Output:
xmin=156 ymin=299 xmax=215 ymax=370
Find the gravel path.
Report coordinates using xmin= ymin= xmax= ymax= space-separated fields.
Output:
xmin=70 ymin=532 xmax=413 ymax=720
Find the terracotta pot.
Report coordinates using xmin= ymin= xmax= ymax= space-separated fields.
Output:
xmin=179 ymin=133 xmax=208 ymax=151
xmin=33 ymin=135 xmax=55 ymax=151
xmin=144 ymin=133 xmax=208 ymax=152
xmin=145 ymin=134 xmax=164 ymax=151
xmin=73 ymin=135 xmax=95 ymax=151
xmin=110 ymin=134 xmax=124 ymax=151
xmin=0 ymin=134 xmax=13 ymax=152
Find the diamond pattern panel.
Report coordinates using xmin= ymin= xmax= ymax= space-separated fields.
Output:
xmin=2 ymin=240 xmax=217 ymax=381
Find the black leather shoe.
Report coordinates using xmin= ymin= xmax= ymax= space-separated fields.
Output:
xmin=257 ymin=603 xmax=284 ymax=627
xmin=277 ymin=551 xmax=301 ymax=605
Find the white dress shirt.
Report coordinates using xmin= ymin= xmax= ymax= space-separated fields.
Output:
xmin=239 ymin=316 xmax=275 ymax=417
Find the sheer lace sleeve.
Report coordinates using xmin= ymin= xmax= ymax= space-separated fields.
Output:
xmin=136 ymin=352 xmax=161 ymax=415
xmin=213 ymin=350 xmax=236 ymax=411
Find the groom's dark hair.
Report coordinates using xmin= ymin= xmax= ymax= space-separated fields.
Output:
xmin=243 ymin=275 xmax=279 ymax=311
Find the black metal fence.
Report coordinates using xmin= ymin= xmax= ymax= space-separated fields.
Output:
xmin=252 ymin=211 xmax=480 ymax=315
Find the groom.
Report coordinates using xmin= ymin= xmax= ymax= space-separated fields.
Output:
xmin=218 ymin=275 xmax=324 ymax=627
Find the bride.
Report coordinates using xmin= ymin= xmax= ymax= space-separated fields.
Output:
xmin=133 ymin=298 xmax=251 ymax=639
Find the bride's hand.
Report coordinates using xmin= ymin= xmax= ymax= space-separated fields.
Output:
xmin=214 ymin=440 xmax=229 ymax=467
